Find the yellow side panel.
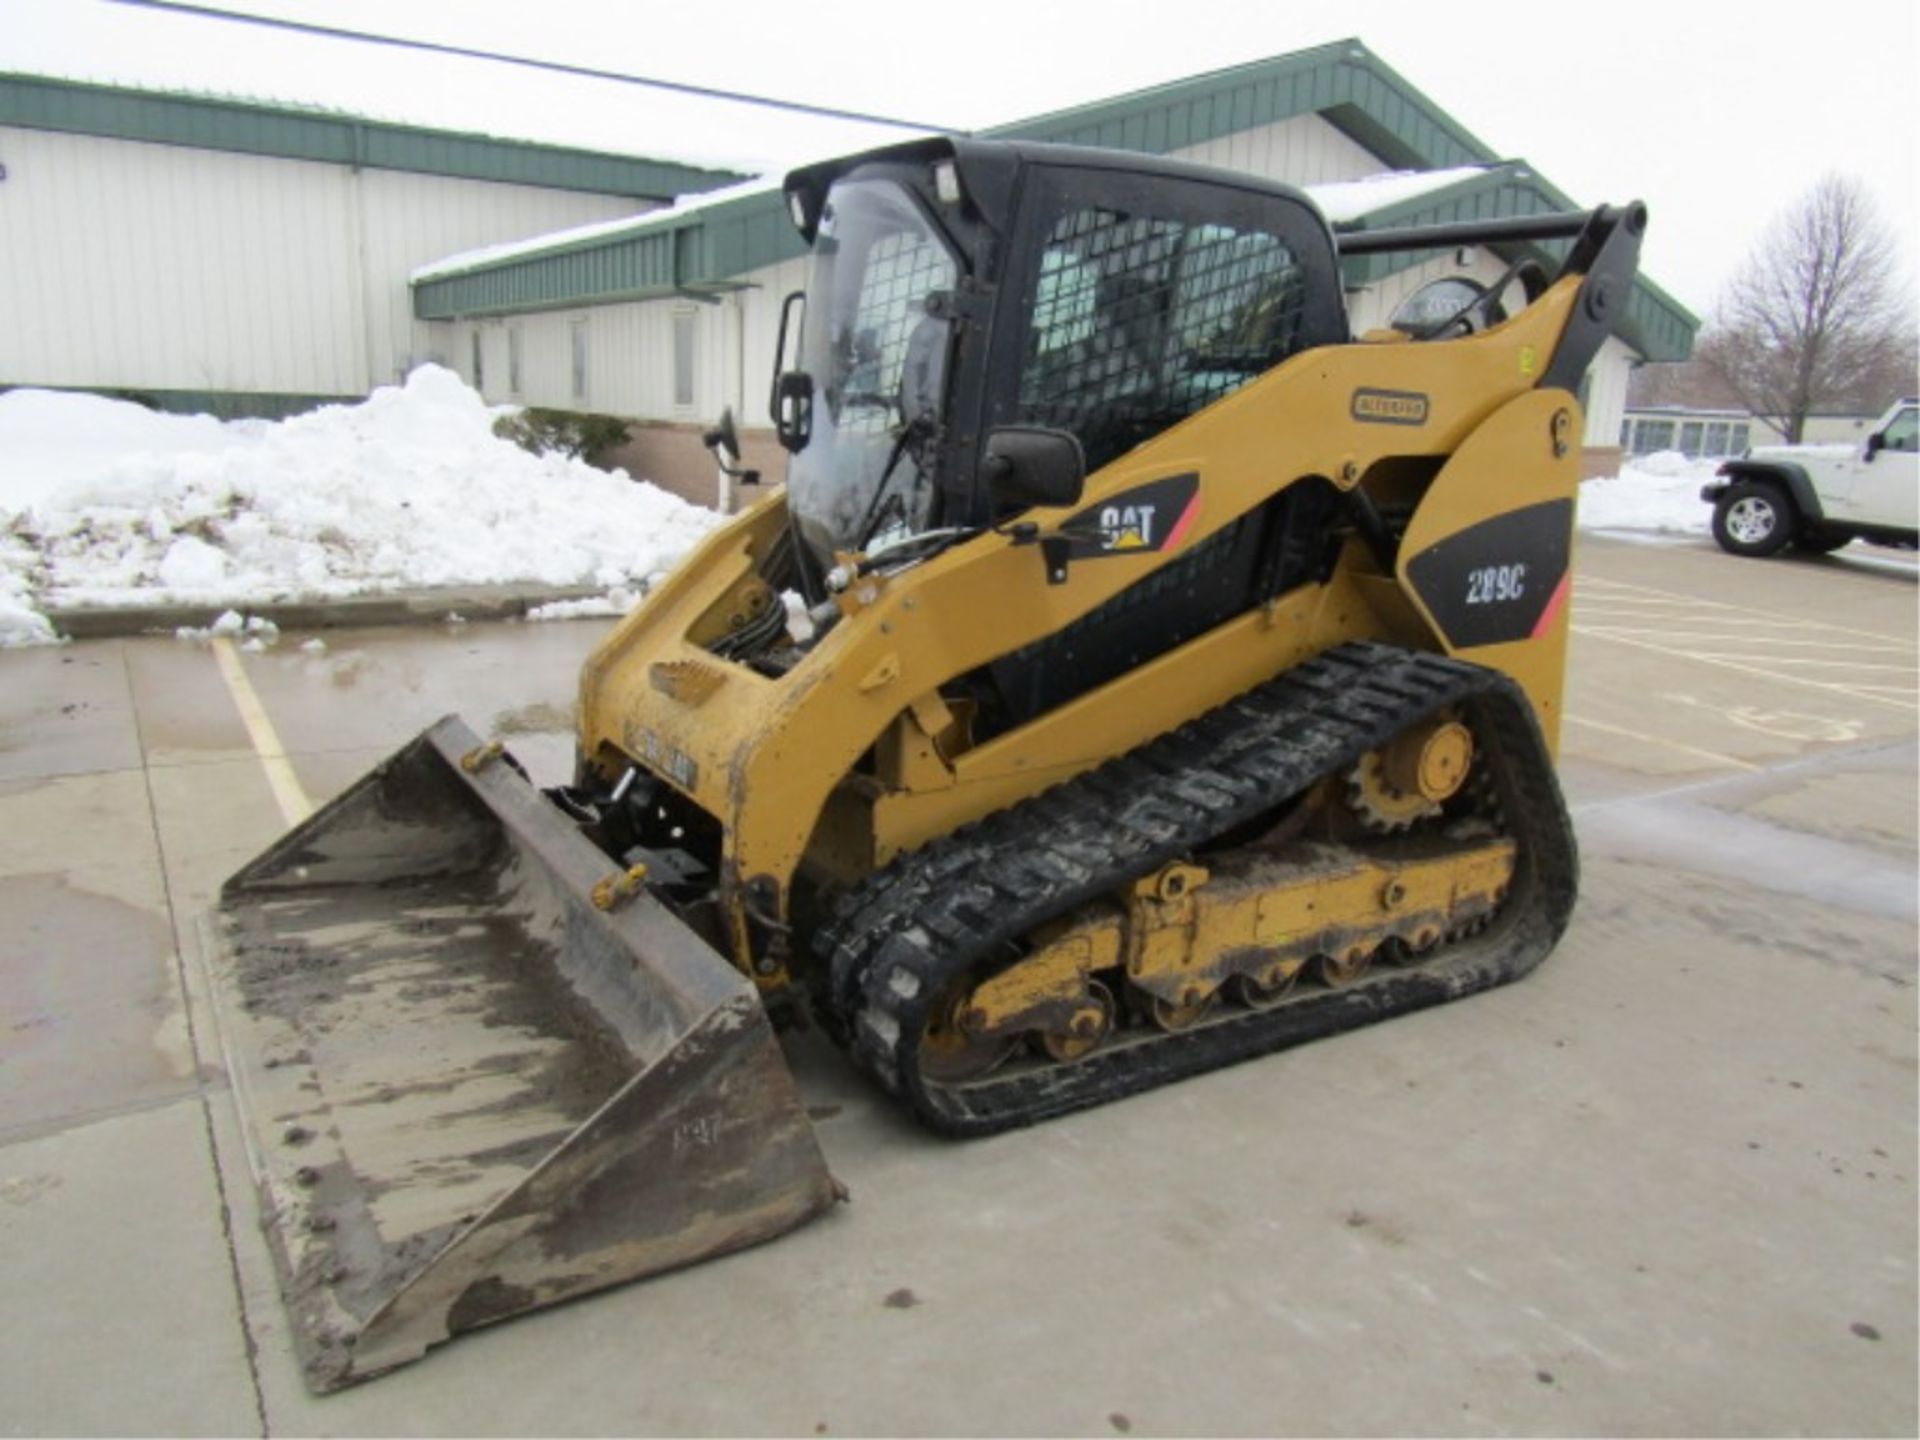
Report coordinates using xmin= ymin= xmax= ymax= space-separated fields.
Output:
xmin=1392 ymin=390 xmax=1582 ymax=752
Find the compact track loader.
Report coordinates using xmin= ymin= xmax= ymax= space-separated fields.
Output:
xmin=206 ymin=137 xmax=1645 ymax=1388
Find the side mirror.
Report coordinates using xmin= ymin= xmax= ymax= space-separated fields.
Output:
xmin=768 ymin=289 xmax=811 ymax=454
xmin=701 ymin=406 xmax=760 ymax=484
xmin=1864 ymin=431 xmax=1885 ymax=462
xmin=982 ymin=426 xmax=1085 ymax=510
xmin=701 ymin=406 xmax=743 ymax=464
xmin=773 ymin=372 xmax=813 ymax=454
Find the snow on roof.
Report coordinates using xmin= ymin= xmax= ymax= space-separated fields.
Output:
xmin=0 ymin=0 xmax=929 ymax=174
xmin=1304 ymin=165 xmax=1492 ymax=223
xmin=411 ymin=175 xmax=791 ymax=283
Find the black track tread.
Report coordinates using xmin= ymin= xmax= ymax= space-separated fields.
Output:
xmin=812 ymin=641 xmax=1578 ymax=1137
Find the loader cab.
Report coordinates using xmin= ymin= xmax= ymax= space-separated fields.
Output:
xmin=777 ymin=139 xmax=1349 ymax=592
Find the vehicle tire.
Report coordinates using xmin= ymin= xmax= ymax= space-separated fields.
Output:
xmin=1711 ymin=482 xmax=1794 ymax=557
xmin=1792 ymin=527 xmax=1852 ymax=555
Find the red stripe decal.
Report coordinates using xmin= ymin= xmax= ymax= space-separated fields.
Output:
xmin=1163 ymin=493 xmax=1202 ymax=553
xmin=1531 ymin=571 xmax=1572 ymax=638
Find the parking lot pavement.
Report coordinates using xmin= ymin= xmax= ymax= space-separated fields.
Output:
xmin=1 ymin=534 xmax=1913 ymax=1436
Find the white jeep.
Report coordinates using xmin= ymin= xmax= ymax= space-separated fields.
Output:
xmin=1701 ymin=398 xmax=1918 ymax=556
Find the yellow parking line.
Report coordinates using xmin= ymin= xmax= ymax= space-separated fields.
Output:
xmin=1564 ymin=713 xmax=1760 ymax=772
xmin=211 ymin=637 xmax=314 ymax=826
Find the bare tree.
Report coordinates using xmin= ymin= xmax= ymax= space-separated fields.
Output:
xmin=1626 ymin=351 xmax=1746 ymax=411
xmin=1700 ymin=174 xmax=1915 ymax=442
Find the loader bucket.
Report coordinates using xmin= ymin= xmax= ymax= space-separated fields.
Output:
xmin=201 ymin=715 xmax=840 ymax=1392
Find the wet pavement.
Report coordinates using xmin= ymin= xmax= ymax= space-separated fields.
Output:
xmin=1 ymin=534 xmax=1914 ymax=1436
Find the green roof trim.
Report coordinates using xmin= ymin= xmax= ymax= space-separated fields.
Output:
xmin=1619 ymin=273 xmax=1697 ymax=367
xmin=412 ymin=189 xmax=802 ymax=318
xmin=0 ymin=72 xmax=747 ymax=200
xmin=985 ymin=39 xmax=1499 ymax=173
xmin=1331 ymin=164 xmax=1697 ymax=361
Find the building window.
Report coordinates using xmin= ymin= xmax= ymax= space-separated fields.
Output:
xmin=471 ymin=331 xmax=484 ymax=391
xmin=1625 ymin=415 xmax=1754 ymax=459
xmin=672 ymin=311 xmax=697 ymax=409
xmin=1629 ymin=418 xmax=1675 ymax=455
xmin=570 ymin=319 xmax=589 ymax=404
xmin=508 ymin=326 xmax=524 ymax=396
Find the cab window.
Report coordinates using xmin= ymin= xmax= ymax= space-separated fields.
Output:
xmin=1878 ymin=407 xmax=1918 ymax=452
xmin=1006 ymin=166 xmax=1344 ymax=477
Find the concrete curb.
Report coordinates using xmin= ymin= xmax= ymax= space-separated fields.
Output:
xmin=46 ymin=584 xmax=611 ymax=640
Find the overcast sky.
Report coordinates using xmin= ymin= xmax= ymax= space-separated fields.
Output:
xmin=5 ymin=0 xmax=1917 ymax=319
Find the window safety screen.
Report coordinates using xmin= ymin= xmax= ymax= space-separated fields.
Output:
xmin=1018 ymin=207 xmax=1309 ymax=473
xmin=787 ymin=178 xmax=960 ymax=561
xmin=829 ymin=229 xmax=954 ymax=434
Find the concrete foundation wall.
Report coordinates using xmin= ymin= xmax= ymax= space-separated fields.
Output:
xmin=1581 ymin=446 xmax=1623 ymax=479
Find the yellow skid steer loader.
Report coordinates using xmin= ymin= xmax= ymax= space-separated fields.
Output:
xmin=205 ymin=136 xmax=1645 ymax=1389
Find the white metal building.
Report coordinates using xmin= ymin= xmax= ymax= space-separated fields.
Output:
xmin=0 ymin=72 xmax=748 ymax=411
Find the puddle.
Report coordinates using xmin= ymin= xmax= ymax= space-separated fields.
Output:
xmin=0 ymin=873 xmax=190 ymax=1134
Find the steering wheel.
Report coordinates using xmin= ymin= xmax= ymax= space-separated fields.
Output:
xmin=1410 ymin=257 xmax=1549 ymax=341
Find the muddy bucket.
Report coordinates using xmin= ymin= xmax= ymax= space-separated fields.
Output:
xmin=201 ymin=716 xmax=839 ymax=1391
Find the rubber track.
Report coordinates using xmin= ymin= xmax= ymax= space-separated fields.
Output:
xmin=813 ymin=641 xmax=1579 ymax=1137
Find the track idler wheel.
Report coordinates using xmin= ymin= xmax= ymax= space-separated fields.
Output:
xmin=1403 ymin=922 xmax=1444 ymax=955
xmin=919 ymin=983 xmax=1018 ymax=1083
xmin=1149 ymin=991 xmax=1216 ymax=1032
xmin=1317 ymin=942 xmax=1377 ymax=988
xmin=1228 ymin=961 xmax=1302 ymax=1010
xmin=1040 ymin=979 xmax=1116 ymax=1063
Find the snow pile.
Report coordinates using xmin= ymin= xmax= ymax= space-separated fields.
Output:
xmin=0 ymin=535 xmax=55 ymax=647
xmin=526 ymin=591 xmax=641 ymax=622
xmin=0 ymin=388 xmax=260 ymax=511
xmin=0 ymin=366 xmax=722 ymax=646
xmin=173 ymin=610 xmax=281 ymax=649
xmin=1577 ymin=452 xmax=1721 ymax=536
